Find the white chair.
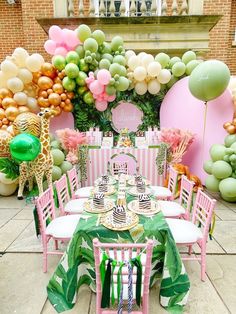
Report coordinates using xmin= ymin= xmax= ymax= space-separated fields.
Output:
xmin=36 ymin=187 xmax=81 ymax=272
xmin=159 ymin=175 xmax=194 ymax=219
xmin=67 ymin=167 xmax=93 ymax=199
xmin=166 ymin=189 xmax=216 ymax=281
xmin=55 ymin=174 xmax=88 ymax=215
xmin=150 ymin=166 xmax=178 ymax=200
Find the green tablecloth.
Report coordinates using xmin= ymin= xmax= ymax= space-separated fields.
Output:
xmin=47 ymin=195 xmax=190 ymax=313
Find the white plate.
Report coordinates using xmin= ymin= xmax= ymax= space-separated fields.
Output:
xmin=93 ymin=185 xmax=116 ymax=196
xmin=84 ymin=199 xmax=115 ymax=213
xmin=94 ymin=176 xmax=117 ymax=186
xmin=127 ymin=178 xmax=150 ymax=186
xmin=114 ymin=174 xmax=133 ymax=181
xmin=127 ymin=186 xmax=152 ymax=196
xmin=127 ymin=199 xmax=161 ymax=216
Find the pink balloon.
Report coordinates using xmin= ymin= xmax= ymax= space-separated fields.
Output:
xmin=95 ymin=100 xmax=108 ymax=112
xmin=54 ymin=46 xmax=68 ymax=57
xmin=63 ymin=29 xmax=80 ymax=48
xmin=44 ymin=40 xmax=56 ymax=55
xmin=107 ymin=94 xmax=116 ymax=102
xmin=49 ymin=25 xmax=64 ymax=44
xmin=89 ymin=80 xmax=104 ymax=95
xmin=103 ymin=93 xmax=110 ymax=101
xmin=97 ymin=69 xmax=111 ymax=85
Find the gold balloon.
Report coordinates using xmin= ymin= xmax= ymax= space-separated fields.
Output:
xmin=226 ymin=125 xmax=236 ymax=134
xmin=53 ymin=106 xmax=62 ymax=116
xmin=2 ymin=118 xmax=9 ymax=125
xmin=61 ymin=93 xmax=67 ymax=101
xmin=53 ymin=83 xmax=64 ymax=94
xmin=232 ymin=118 xmax=236 ymax=126
xmin=64 ymin=103 xmax=73 ymax=112
xmin=5 ymin=106 xmax=19 ymax=121
xmin=41 ymin=62 xmax=57 ymax=79
xmin=38 ymin=97 xmax=50 ymax=108
xmin=67 ymin=92 xmax=74 ymax=100
xmin=47 ymin=88 xmax=53 ymax=95
xmin=0 ymin=88 xmax=13 ymax=99
xmin=0 ymin=108 xmax=6 ymax=120
xmin=18 ymin=106 xmax=29 ymax=114
xmin=223 ymin=122 xmax=231 ymax=129
xmin=32 ymin=71 xmax=41 ymax=84
xmin=54 ymin=77 xmax=62 ymax=84
xmin=38 ymin=90 xmax=48 ymax=98
xmin=37 ymin=76 xmax=53 ymax=90
xmin=2 ymin=97 xmax=17 ymax=109
xmin=48 ymin=93 xmax=61 ymax=106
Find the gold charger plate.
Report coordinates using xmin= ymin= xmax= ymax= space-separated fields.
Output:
xmin=127 ymin=199 xmax=161 ymax=216
xmin=84 ymin=199 xmax=115 ymax=214
xmin=93 ymin=185 xmax=116 ymax=196
xmin=127 ymin=178 xmax=151 ymax=186
xmin=101 ymin=210 xmax=139 ymax=231
xmin=127 ymin=186 xmax=152 ymax=196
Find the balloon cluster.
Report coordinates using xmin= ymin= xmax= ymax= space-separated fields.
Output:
xmin=44 ymin=26 xmax=80 ymax=57
xmin=204 ymin=134 xmax=236 ymax=202
xmin=223 ymin=118 xmax=236 ymax=135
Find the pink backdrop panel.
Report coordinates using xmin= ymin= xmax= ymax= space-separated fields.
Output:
xmin=50 ymin=111 xmax=74 ymax=135
xmin=160 ymin=77 xmax=234 ymax=182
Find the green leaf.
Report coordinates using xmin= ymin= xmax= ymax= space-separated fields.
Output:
xmin=160 ymin=274 xmax=190 ymax=298
xmin=0 ymin=157 xmax=19 ymax=179
xmin=55 ymin=264 xmax=67 ymax=282
xmin=62 ymin=263 xmax=79 ymax=304
xmin=47 ymin=289 xmax=73 ymax=313
xmin=168 ymin=292 xmax=186 ymax=307
xmin=77 ymin=274 xmax=93 ymax=289
xmin=165 ymin=233 xmax=182 ymax=281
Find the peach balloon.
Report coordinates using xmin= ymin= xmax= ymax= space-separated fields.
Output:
xmin=5 ymin=106 xmax=19 ymax=121
xmin=37 ymin=76 xmax=53 ymax=90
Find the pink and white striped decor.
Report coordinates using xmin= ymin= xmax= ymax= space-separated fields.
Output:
xmin=83 ymin=147 xmax=165 ymax=187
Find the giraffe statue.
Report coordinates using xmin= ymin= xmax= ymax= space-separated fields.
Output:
xmin=17 ymin=108 xmax=55 ymax=199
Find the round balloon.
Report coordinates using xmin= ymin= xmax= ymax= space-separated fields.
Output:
xmin=10 ymin=134 xmax=41 ymax=161
xmin=189 ymin=60 xmax=230 ymax=102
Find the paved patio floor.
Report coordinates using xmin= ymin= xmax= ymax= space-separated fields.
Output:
xmin=0 ymin=192 xmax=235 ymax=314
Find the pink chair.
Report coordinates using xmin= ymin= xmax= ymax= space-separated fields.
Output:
xmin=159 ymin=175 xmax=194 ymax=219
xmin=36 ymin=187 xmax=80 ymax=272
xmin=150 ymin=166 xmax=178 ymax=200
xmin=166 ymin=189 xmax=216 ymax=281
xmin=93 ymin=238 xmax=154 ymax=314
xmin=67 ymin=167 xmax=93 ymax=199
xmin=55 ymin=174 xmax=88 ymax=215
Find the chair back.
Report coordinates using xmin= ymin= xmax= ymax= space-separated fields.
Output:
xmin=179 ymin=175 xmax=194 ymax=220
xmin=55 ymin=174 xmax=70 ymax=215
xmin=93 ymin=238 xmax=154 ymax=313
xmin=112 ymin=161 xmax=129 ymax=175
xmin=167 ymin=166 xmax=179 ymax=198
xmin=67 ymin=167 xmax=79 ymax=199
xmin=36 ymin=187 xmax=56 ymax=234
xmin=192 ymin=189 xmax=216 ymax=237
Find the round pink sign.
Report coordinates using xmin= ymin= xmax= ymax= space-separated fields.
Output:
xmin=111 ymin=102 xmax=143 ymax=133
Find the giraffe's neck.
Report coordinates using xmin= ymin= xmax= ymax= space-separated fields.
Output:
xmin=40 ymin=117 xmax=51 ymax=153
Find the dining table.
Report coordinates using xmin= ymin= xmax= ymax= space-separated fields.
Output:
xmin=47 ymin=176 xmax=190 ymax=313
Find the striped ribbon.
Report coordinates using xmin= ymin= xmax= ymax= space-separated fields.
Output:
xmin=127 ymin=262 xmax=133 ymax=313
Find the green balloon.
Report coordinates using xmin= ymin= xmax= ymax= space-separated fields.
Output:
xmin=75 ymin=45 xmax=85 ymax=59
xmin=76 ymin=71 xmax=88 ymax=86
xmin=52 ymin=165 xmax=62 ymax=181
xmin=105 ymin=85 xmax=116 ymax=95
xmin=116 ymin=76 xmax=130 ymax=91
xmin=223 ymin=155 xmax=230 ymax=162
xmin=109 ymin=63 xmax=122 ymax=77
xmin=79 ymin=59 xmax=89 ymax=72
xmin=189 ymin=60 xmax=230 ymax=102
xmin=10 ymin=134 xmax=41 ymax=162
xmin=102 ymin=42 xmax=111 ymax=54
xmin=102 ymin=53 xmax=113 ymax=63
xmin=205 ymin=175 xmax=220 ymax=192
xmin=111 ymin=36 xmax=123 ymax=52
xmin=92 ymin=30 xmax=105 ymax=45
xmin=185 ymin=60 xmax=201 ymax=75
xmin=203 ymin=160 xmax=214 ymax=174
xmin=182 ymin=51 xmax=197 ymax=64
xmin=172 ymin=62 xmax=186 ymax=77
xmin=225 ymin=134 xmax=236 ymax=147
xmin=219 ymin=177 xmax=236 ymax=198
xmin=51 ymin=149 xmax=65 ymax=166
xmin=66 ymin=51 xmax=80 ymax=65
xmin=84 ymin=38 xmax=98 ymax=53
xmin=231 ymin=142 xmax=236 ymax=150
xmin=65 ymin=63 xmax=80 ymax=79
xmin=60 ymin=161 xmax=73 ymax=174
xmin=99 ymin=59 xmax=111 ymax=70
xmin=76 ymin=24 xmax=91 ymax=43
xmin=229 ymin=154 xmax=236 ymax=162
xmin=113 ymin=55 xmax=126 ymax=66
xmin=50 ymin=140 xmax=61 ymax=149
xmin=62 ymin=77 xmax=76 ymax=92
xmin=155 ymin=53 xmax=170 ymax=68
xmin=220 ymin=194 xmax=236 ymax=202
xmin=225 ymin=147 xmax=234 ymax=155
xmin=169 ymin=57 xmax=181 ymax=68
xmin=77 ymin=86 xmax=88 ymax=95
xmin=52 ymin=55 xmax=66 ymax=71
xmin=166 ymin=75 xmax=179 ymax=89
xmin=210 ymin=144 xmax=226 ymax=161
xmin=212 ymin=160 xmax=232 ymax=179
xmin=83 ymin=91 xmax=94 ymax=105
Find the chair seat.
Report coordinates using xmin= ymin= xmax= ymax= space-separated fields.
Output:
xmin=166 ymin=218 xmax=203 ymax=244
xmin=158 ymin=200 xmax=185 ymax=217
xmin=150 ymin=186 xmax=172 ymax=198
xmin=46 ymin=215 xmax=81 ymax=238
xmin=75 ymin=186 xmax=93 ymax=198
xmin=64 ymin=198 xmax=88 ymax=214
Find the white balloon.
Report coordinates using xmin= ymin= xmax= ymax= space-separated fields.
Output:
xmin=147 ymin=62 xmax=162 ymax=77
xmin=13 ymin=47 xmax=29 ymax=59
xmin=0 ymin=60 xmax=18 ymax=77
xmin=138 ymin=52 xmax=147 ymax=60
xmin=13 ymin=48 xmax=29 ymax=67
xmin=7 ymin=77 xmax=24 ymax=93
xmin=13 ymin=92 xmax=28 ymax=105
xmin=17 ymin=68 xmax=33 ymax=84
xmin=125 ymin=50 xmax=136 ymax=61
xmin=133 ymin=66 xmax=147 ymax=82
xmin=0 ymin=172 xmax=18 ymax=185
xmin=135 ymin=81 xmax=148 ymax=95
xmin=141 ymin=54 xmax=154 ymax=68
xmin=32 ymin=53 xmax=45 ymax=65
xmin=0 ymin=71 xmax=8 ymax=88
xmin=0 ymin=181 xmax=18 ymax=196
xmin=147 ymin=79 xmax=161 ymax=95
xmin=128 ymin=55 xmax=141 ymax=71
xmin=157 ymin=69 xmax=171 ymax=84
xmin=27 ymin=97 xmax=40 ymax=112
xmin=26 ymin=54 xmax=43 ymax=72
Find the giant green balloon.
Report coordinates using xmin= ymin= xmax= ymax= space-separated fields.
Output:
xmin=155 ymin=53 xmax=170 ymax=68
xmin=205 ymin=175 xmax=220 ymax=192
xmin=189 ymin=60 xmax=230 ymax=101
xmin=212 ymin=160 xmax=232 ymax=179
xmin=225 ymin=134 xmax=236 ymax=147
xmin=210 ymin=144 xmax=226 ymax=161
xmin=10 ymin=134 xmax=41 ymax=162
xmin=219 ymin=177 xmax=236 ymax=198
xmin=203 ymin=160 xmax=214 ymax=174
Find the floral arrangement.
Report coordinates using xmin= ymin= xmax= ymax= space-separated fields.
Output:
xmin=159 ymin=128 xmax=194 ymax=164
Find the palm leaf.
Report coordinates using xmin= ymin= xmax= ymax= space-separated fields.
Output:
xmin=0 ymin=158 xmax=19 ymax=179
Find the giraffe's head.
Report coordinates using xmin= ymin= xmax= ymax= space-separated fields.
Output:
xmin=38 ymin=107 xmax=56 ymax=119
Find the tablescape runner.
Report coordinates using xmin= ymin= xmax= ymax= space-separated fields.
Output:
xmin=47 ymin=192 xmax=190 ymax=313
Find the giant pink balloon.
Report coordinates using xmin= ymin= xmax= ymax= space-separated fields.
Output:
xmin=160 ymin=77 xmax=234 ymax=182
xmin=50 ymin=111 xmax=74 ymax=135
